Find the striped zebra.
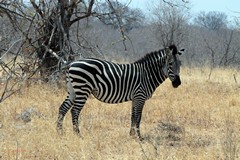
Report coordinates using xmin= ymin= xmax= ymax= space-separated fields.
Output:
xmin=57 ymin=45 xmax=184 ymax=140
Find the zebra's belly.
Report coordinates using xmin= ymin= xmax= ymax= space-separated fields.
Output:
xmin=92 ymin=88 xmax=132 ymax=104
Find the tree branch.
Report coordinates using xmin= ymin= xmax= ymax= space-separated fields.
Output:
xmin=70 ymin=0 xmax=95 ymax=26
xmin=107 ymin=0 xmax=127 ymax=50
xmin=30 ymin=0 xmax=44 ymax=18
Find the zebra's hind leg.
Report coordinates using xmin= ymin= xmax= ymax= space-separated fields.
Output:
xmin=71 ymin=96 xmax=88 ymax=137
xmin=57 ymin=98 xmax=73 ymax=135
xmin=57 ymin=80 xmax=75 ymax=135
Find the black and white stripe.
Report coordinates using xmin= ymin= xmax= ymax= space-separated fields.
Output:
xmin=57 ymin=45 xmax=184 ymax=139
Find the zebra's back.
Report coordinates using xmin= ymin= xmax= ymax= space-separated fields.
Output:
xmin=68 ymin=58 xmax=141 ymax=103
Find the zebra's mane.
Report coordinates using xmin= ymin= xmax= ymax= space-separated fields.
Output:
xmin=134 ymin=49 xmax=166 ymax=64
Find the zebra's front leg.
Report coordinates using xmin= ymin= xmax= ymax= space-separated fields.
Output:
xmin=130 ymin=107 xmax=136 ymax=137
xmin=136 ymin=109 xmax=144 ymax=141
xmin=130 ymin=99 xmax=145 ymax=140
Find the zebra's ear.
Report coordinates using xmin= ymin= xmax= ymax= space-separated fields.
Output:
xmin=165 ymin=47 xmax=171 ymax=56
xmin=178 ymin=48 xmax=185 ymax=55
xmin=169 ymin=45 xmax=178 ymax=55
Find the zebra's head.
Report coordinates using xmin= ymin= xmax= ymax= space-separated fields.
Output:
xmin=164 ymin=45 xmax=184 ymax=88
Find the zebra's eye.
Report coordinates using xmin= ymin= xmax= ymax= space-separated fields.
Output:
xmin=169 ymin=62 xmax=173 ymax=66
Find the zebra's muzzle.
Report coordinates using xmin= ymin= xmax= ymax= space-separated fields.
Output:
xmin=172 ymin=75 xmax=181 ymax=88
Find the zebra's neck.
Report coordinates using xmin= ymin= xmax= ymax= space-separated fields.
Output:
xmin=135 ymin=50 xmax=168 ymax=92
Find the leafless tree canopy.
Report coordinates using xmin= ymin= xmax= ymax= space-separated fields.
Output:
xmin=95 ymin=1 xmax=145 ymax=32
xmin=152 ymin=1 xmax=190 ymax=47
xmin=194 ymin=11 xmax=228 ymax=30
xmin=0 ymin=0 xmax=136 ymax=102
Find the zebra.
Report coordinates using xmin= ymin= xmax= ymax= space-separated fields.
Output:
xmin=57 ymin=45 xmax=184 ymax=140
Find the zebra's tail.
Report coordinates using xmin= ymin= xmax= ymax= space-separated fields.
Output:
xmin=42 ymin=44 xmax=71 ymax=72
xmin=58 ymin=59 xmax=71 ymax=73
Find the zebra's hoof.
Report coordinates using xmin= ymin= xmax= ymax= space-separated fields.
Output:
xmin=57 ymin=130 xmax=64 ymax=135
xmin=138 ymin=136 xmax=144 ymax=141
xmin=73 ymin=127 xmax=83 ymax=138
xmin=74 ymin=132 xmax=84 ymax=139
xmin=130 ymin=129 xmax=136 ymax=137
xmin=57 ymin=128 xmax=64 ymax=135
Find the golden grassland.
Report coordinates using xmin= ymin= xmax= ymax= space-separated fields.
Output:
xmin=0 ymin=67 xmax=240 ymax=160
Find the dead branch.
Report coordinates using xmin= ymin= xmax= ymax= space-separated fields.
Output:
xmin=70 ymin=0 xmax=95 ymax=25
xmin=162 ymin=0 xmax=189 ymax=8
xmin=107 ymin=0 xmax=127 ymax=50
xmin=219 ymin=30 xmax=234 ymax=66
xmin=0 ymin=75 xmax=21 ymax=103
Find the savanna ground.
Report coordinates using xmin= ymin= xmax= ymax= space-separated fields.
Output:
xmin=0 ymin=67 xmax=240 ymax=160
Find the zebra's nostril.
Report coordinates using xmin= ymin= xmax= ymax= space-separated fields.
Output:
xmin=172 ymin=76 xmax=181 ymax=88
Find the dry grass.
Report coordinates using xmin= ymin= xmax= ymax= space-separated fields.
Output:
xmin=0 ymin=67 xmax=240 ymax=160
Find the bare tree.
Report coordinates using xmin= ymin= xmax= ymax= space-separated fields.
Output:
xmin=151 ymin=1 xmax=190 ymax=47
xmin=219 ymin=29 xmax=240 ymax=66
xmin=0 ymin=0 xmax=98 ymax=80
xmin=95 ymin=1 xmax=145 ymax=32
xmin=0 ymin=0 xmax=133 ymax=103
xmin=194 ymin=11 xmax=228 ymax=30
